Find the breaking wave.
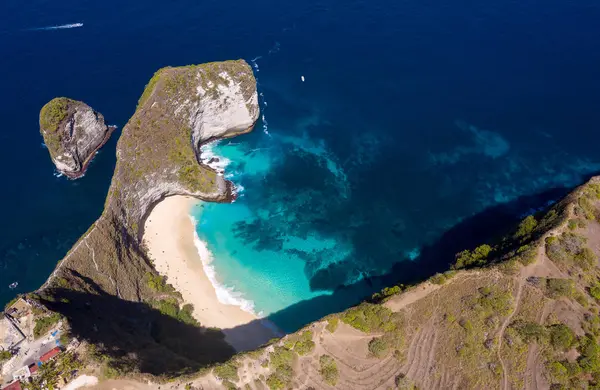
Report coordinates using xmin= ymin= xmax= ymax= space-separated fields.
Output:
xmin=189 ymin=215 xmax=259 ymax=316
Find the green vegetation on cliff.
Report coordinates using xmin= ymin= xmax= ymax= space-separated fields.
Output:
xmin=40 ymin=97 xmax=71 ymax=132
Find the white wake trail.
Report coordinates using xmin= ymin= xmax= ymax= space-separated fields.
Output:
xmin=28 ymin=23 xmax=83 ymax=31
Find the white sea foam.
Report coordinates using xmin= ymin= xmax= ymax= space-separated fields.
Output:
xmin=200 ymin=141 xmax=231 ymax=174
xmin=29 ymin=23 xmax=83 ymax=31
xmin=189 ymin=216 xmax=258 ymax=315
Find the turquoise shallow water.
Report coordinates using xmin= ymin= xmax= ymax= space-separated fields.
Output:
xmin=191 ymin=129 xmax=358 ymax=318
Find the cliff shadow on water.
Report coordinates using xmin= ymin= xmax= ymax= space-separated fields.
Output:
xmin=258 ymin=181 xmax=587 ymax=333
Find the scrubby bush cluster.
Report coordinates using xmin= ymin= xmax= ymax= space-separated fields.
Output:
xmin=453 ymin=244 xmax=492 ymax=269
xmin=266 ymin=346 xmax=296 ymax=390
xmin=283 ymin=331 xmax=315 ymax=356
xmin=514 ymin=215 xmax=538 ymax=240
xmin=213 ymin=361 xmax=239 ymax=382
xmin=341 ymin=303 xmax=397 ymax=333
xmin=150 ymin=298 xmax=198 ymax=326
xmin=546 ymin=232 xmax=596 ymax=270
xmin=0 ymin=350 xmax=12 ymax=362
xmin=325 ymin=317 xmax=339 ymax=333
xmin=429 ymin=270 xmax=457 ymax=285
xmin=33 ymin=312 xmax=62 ymax=338
xmin=319 ymin=355 xmax=338 ymax=386
xmin=368 ymin=337 xmax=389 ymax=358
xmin=145 ymin=272 xmax=175 ymax=293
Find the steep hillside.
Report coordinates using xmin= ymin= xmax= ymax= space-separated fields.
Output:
xmin=171 ymin=179 xmax=600 ymax=390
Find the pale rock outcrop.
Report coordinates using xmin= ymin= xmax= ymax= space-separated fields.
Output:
xmin=40 ymin=98 xmax=115 ymax=178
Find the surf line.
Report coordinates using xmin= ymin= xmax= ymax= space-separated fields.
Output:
xmin=26 ymin=23 xmax=83 ymax=31
xmin=250 ymin=40 xmax=282 ymax=137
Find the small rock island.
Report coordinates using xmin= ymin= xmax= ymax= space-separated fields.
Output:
xmin=39 ymin=98 xmax=115 ymax=178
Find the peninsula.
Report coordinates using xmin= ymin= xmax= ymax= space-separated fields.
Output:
xmin=3 ymin=59 xmax=600 ymax=390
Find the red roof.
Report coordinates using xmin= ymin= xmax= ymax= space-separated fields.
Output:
xmin=40 ymin=347 xmax=61 ymax=362
xmin=3 ymin=381 xmax=22 ymax=390
xmin=28 ymin=363 xmax=38 ymax=373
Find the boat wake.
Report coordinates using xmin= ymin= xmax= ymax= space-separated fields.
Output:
xmin=27 ymin=23 xmax=83 ymax=31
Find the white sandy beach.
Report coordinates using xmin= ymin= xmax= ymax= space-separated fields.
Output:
xmin=143 ymin=195 xmax=278 ymax=351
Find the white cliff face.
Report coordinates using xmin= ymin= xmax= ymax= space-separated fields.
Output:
xmin=40 ymin=99 xmax=114 ymax=178
xmin=189 ymin=68 xmax=259 ymax=149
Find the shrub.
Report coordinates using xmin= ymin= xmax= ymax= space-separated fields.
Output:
xmin=0 ymin=350 xmax=12 ymax=362
xmin=549 ymin=324 xmax=576 ymax=351
xmin=341 ymin=303 xmax=396 ymax=333
xmin=145 ymin=272 xmax=174 ymax=293
xmin=459 ymin=319 xmax=473 ymax=333
xmin=515 ymin=321 xmax=548 ymax=343
xmin=590 ymin=283 xmax=600 ymax=300
xmin=294 ymin=332 xmax=315 ymax=356
xmin=374 ymin=285 xmax=402 ymax=299
xmin=368 ymin=337 xmax=389 ymax=358
xmin=326 ymin=317 xmax=339 ymax=333
xmin=454 ymin=244 xmax=492 ymax=269
xmin=516 ymin=245 xmax=537 ymax=265
xmin=477 ymin=288 xmax=513 ymax=316
xmin=269 ymin=346 xmax=295 ymax=370
xmin=213 ymin=361 xmax=239 ymax=382
xmin=34 ymin=313 xmax=62 ymax=338
xmin=578 ymin=336 xmax=600 ymax=374
xmin=515 ymin=215 xmax=538 ymax=239
xmin=150 ymin=299 xmax=198 ymax=326
xmin=395 ymin=374 xmax=417 ymax=390
xmin=430 ymin=273 xmax=447 ymax=285
xmin=319 ymin=355 xmax=338 ymax=386
xmin=563 ymin=361 xmax=582 ymax=377
xmin=574 ymin=247 xmax=596 ymax=269
xmin=222 ymin=381 xmax=237 ymax=390
xmin=266 ymin=374 xmax=286 ymax=390
xmin=546 ymin=279 xmax=575 ymax=298
xmin=568 ymin=219 xmax=579 ymax=230
xmin=266 ymin=346 xmax=295 ymax=390
xmin=547 ymin=361 xmax=569 ymax=382
xmin=40 ymin=98 xmax=70 ymax=132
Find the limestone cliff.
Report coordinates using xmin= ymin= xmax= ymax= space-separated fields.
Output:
xmin=39 ymin=98 xmax=115 ymax=178
xmin=29 ymin=60 xmax=259 ymax=378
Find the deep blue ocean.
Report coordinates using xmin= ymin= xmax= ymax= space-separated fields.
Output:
xmin=1 ymin=0 xmax=600 ymax=332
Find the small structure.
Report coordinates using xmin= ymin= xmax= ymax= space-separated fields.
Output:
xmin=27 ymin=363 xmax=38 ymax=375
xmin=4 ymin=299 xmax=30 ymax=320
xmin=2 ymin=380 xmax=22 ymax=390
xmin=11 ymin=366 xmax=30 ymax=382
xmin=40 ymin=346 xmax=61 ymax=363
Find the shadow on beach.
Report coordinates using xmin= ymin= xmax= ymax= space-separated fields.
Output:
xmin=39 ymin=285 xmax=235 ymax=378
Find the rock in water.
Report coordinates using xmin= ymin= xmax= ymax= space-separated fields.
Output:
xmin=39 ymin=97 xmax=115 ymax=178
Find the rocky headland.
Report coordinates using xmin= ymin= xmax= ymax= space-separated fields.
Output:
xmin=10 ymin=59 xmax=600 ymax=390
xmin=39 ymin=98 xmax=116 ymax=178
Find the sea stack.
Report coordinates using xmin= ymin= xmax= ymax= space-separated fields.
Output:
xmin=39 ymin=97 xmax=115 ymax=178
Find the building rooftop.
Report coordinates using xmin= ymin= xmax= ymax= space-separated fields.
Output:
xmin=2 ymin=380 xmax=22 ymax=390
xmin=28 ymin=363 xmax=38 ymax=374
xmin=40 ymin=346 xmax=61 ymax=362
